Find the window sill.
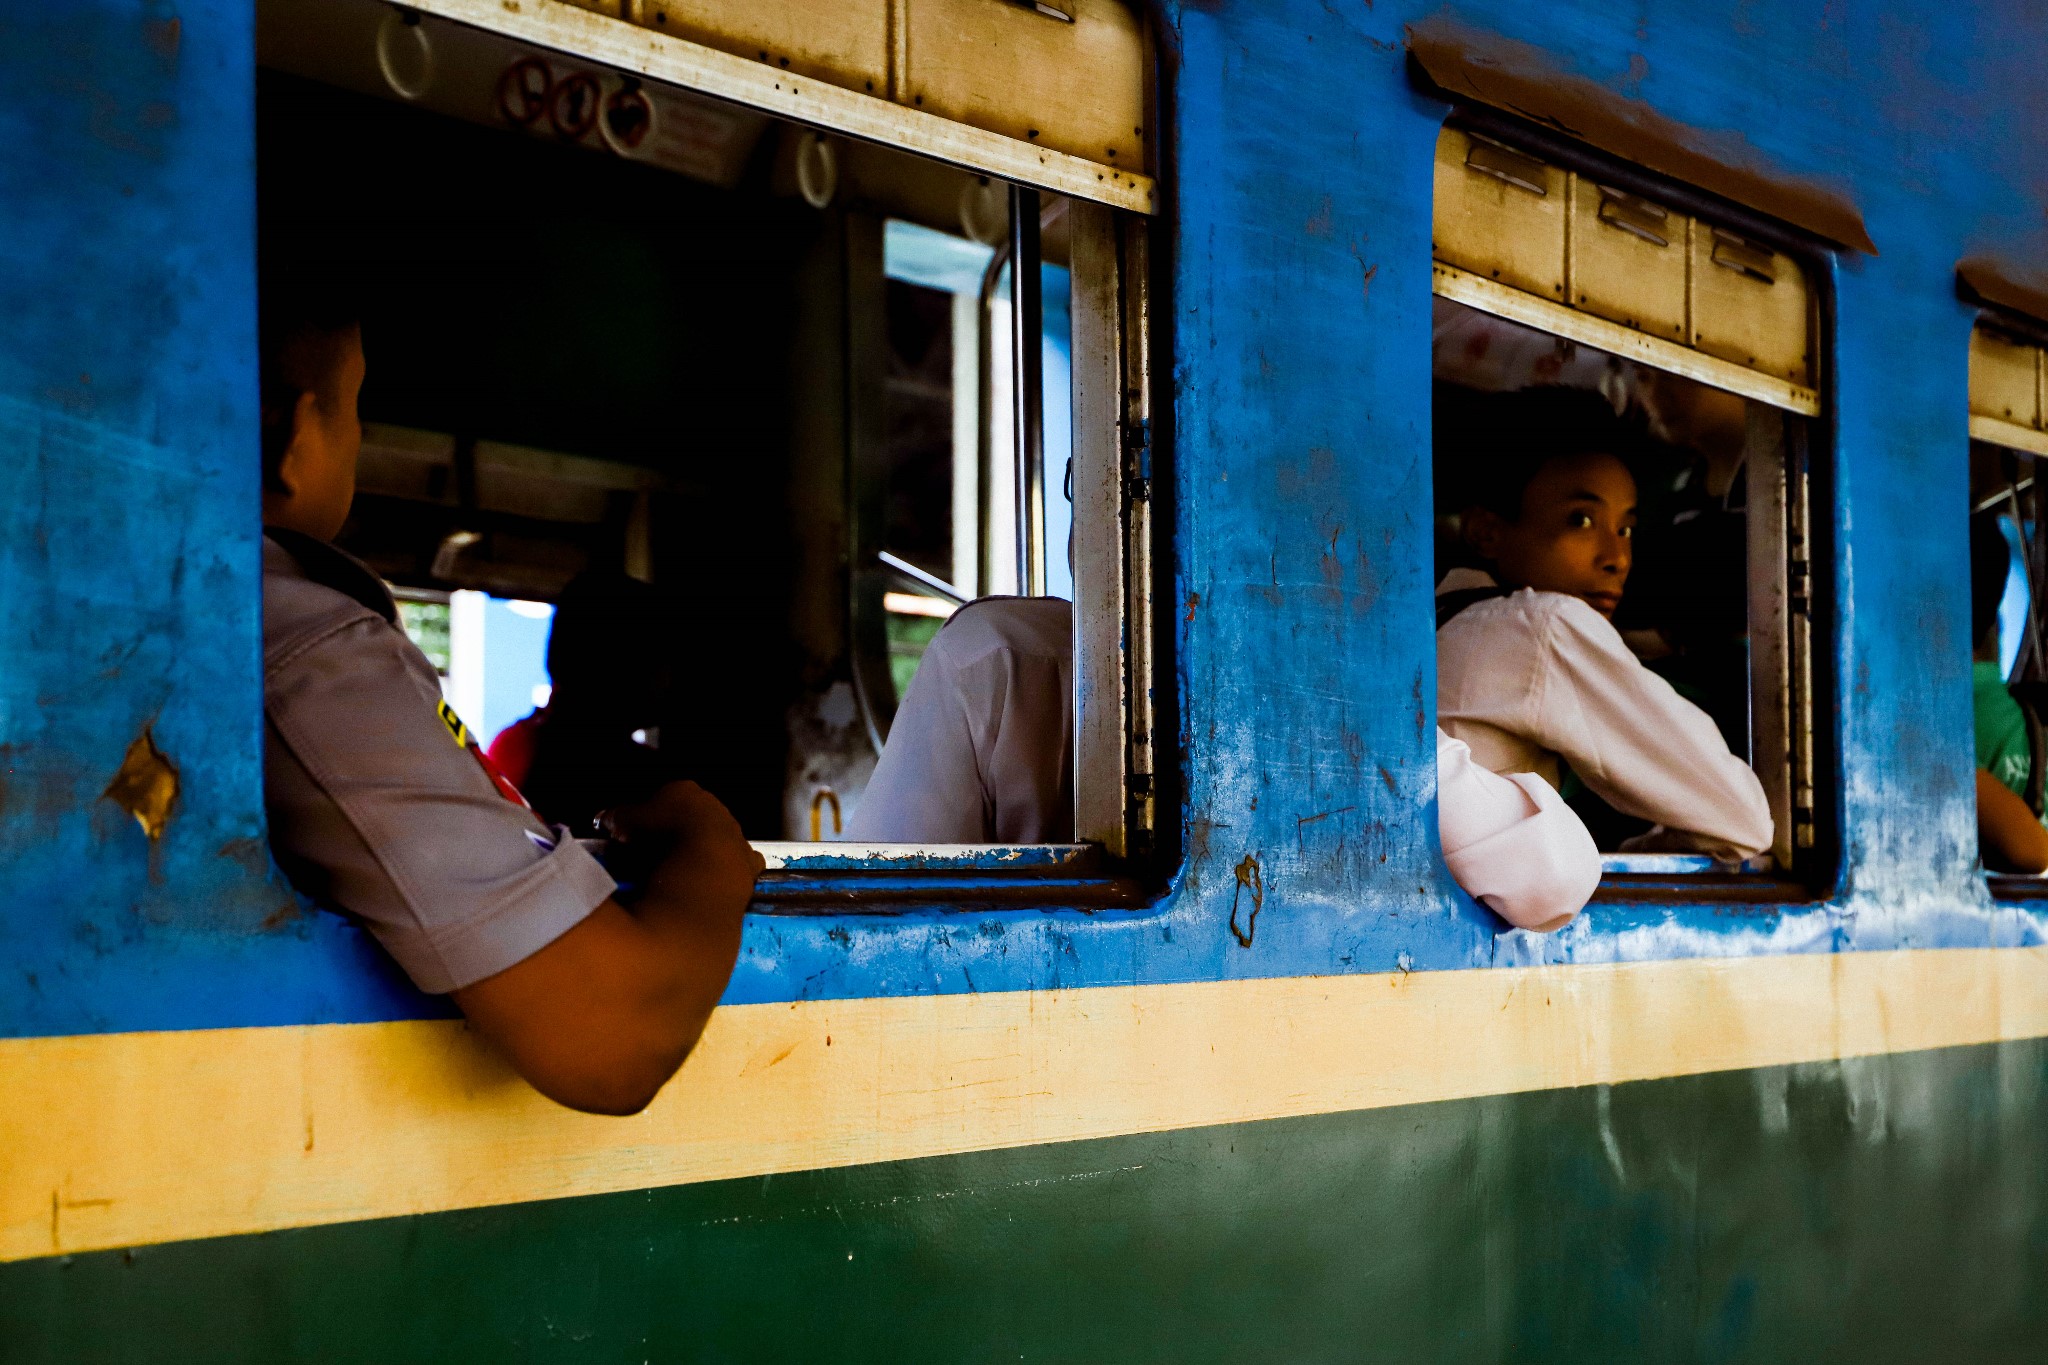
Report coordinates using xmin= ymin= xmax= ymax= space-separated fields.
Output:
xmin=1593 ymin=853 xmax=1812 ymax=905
xmin=749 ymin=842 xmax=1145 ymax=911
xmin=1987 ymin=871 xmax=2048 ymax=900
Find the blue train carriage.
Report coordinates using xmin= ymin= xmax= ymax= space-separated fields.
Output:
xmin=4 ymin=0 xmax=2048 ymax=1357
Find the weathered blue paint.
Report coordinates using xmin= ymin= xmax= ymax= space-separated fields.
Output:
xmin=6 ymin=0 xmax=2048 ymax=1038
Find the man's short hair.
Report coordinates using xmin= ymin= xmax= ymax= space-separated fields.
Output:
xmin=258 ymin=265 xmax=360 ymax=493
xmin=1438 ymin=385 xmax=1654 ymax=522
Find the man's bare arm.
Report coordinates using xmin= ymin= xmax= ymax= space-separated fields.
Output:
xmin=452 ymin=781 xmax=765 ymax=1115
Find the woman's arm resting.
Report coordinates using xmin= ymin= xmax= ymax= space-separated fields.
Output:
xmin=1977 ymin=768 xmax=2048 ymax=876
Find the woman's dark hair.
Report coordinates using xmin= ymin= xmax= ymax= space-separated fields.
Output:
xmin=1437 ymin=385 xmax=1655 ymax=521
xmin=1971 ymin=511 xmax=2014 ymax=649
xmin=546 ymin=571 xmax=670 ymax=692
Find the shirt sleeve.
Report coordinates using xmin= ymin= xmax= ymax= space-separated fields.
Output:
xmin=844 ymin=631 xmax=991 ymax=842
xmin=1437 ymin=728 xmax=1601 ymax=931
xmin=1520 ymin=597 xmax=1774 ymax=860
xmin=265 ymin=614 xmax=615 ymax=994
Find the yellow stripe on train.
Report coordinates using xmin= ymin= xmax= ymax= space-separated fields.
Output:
xmin=5 ymin=946 xmax=2048 ymax=1263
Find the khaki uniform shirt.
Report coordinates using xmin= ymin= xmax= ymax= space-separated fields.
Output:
xmin=263 ymin=531 xmax=614 ymax=993
xmin=845 ymin=597 xmax=1074 ymax=844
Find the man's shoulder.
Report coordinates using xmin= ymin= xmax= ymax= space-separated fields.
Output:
xmin=263 ymin=533 xmax=400 ymax=671
xmin=930 ymin=597 xmax=1073 ymax=667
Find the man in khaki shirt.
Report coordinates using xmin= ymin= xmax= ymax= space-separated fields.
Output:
xmin=259 ymin=282 xmax=760 ymax=1115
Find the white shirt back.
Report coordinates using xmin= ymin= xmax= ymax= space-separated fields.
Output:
xmin=846 ymin=598 xmax=1074 ymax=844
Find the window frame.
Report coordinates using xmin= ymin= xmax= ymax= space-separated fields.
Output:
xmin=262 ymin=0 xmax=1165 ymax=898
xmin=1429 ymin=109 xmax=1837 ymax=893
xmin=1969 ymin=308 xmax=2048 ymax=900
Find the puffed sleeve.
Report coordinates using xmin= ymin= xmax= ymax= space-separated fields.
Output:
xmin=1438 ymin=728 xmax=1601 ymax=931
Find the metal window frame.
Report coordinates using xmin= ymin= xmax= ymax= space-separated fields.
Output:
xmin=1973 ymin=308 xmax=2048 ymax=899
xmin=1431 ymin=112 xmax=1835 ymax=889
xmin=264 ymin=0 xmax=1163 ymax=897
xmin=389 ymin=0 xmax=1158 ymax=213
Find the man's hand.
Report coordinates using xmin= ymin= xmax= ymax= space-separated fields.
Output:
xmin=605 ymin=779 xmax=766 ymax=896
xmin=453 ymin=781 xmax=762 ymax=1115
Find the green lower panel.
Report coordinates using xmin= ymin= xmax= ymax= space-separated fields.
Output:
xmin=6 ymin=1038 xmax=2047 ymax=1363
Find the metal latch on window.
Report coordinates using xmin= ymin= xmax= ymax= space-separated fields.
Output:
xmin=1710 ymin=228 xmax=1778 ymax=284
xmin=1464 ymin=137 xmax=1548 ymax=195
xmin=1596 ymin=187 xmax=1671 ymax=247
xmin=1005 ymin=0 xmax=1075 ymax=19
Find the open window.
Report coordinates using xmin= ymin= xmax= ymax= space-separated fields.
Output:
xmin=1429 ymin=121 xmax=1824 ymax=885
xmin=1966 ymin=313 xmax=2048 ymax=888
xmin=257 ymin=0 xmax=1156 ymax=895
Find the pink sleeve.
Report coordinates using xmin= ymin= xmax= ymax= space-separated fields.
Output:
xmin=1437 ymin=728 xmax=1601 ymax=931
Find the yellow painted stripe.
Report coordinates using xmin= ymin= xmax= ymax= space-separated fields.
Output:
xmin=5 ymin=947 xmax=2048 ymax=1263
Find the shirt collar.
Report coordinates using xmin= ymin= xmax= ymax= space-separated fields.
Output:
xmin=1435 ymin=567 xmax=1499 ymax=597
xmin=263 ymin=528 xmax=399 ymax=624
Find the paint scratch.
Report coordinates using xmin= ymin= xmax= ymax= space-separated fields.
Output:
xmin=1229 ymin=854 xmax=1264 ymax=948
xmin=102 ymin=727 xmax=177 ymax=840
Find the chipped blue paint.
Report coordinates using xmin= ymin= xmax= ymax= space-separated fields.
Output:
xmin=5 ymin=0 xmax=2048 ymax=1038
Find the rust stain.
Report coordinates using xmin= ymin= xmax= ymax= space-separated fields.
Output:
xmin=1228 ymin=853 xmax=1264 ymax=948
xmin=1305 ymin=194 xmax=1334 ymax=238
xmin=1184 ymin=591 xmax=1200 ymax=623
xmin=142 ymin=16 xmax=181 ymax=64
xmin=102 ymin=728 xmax=178 ymax=841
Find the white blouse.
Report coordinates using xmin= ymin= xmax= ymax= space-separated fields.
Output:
xmin=1436 ymin=568 xmax=1773 ymax=861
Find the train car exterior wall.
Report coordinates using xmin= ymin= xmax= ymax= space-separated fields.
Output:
xmin=4 ymin=1 xmax=2048 ymax=1359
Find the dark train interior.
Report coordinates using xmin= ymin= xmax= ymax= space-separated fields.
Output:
xmin=256 ymin=10 xmax=1074 ymax=841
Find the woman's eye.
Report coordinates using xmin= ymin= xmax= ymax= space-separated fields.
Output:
xmin=1619 ymin=525 xmax=1634 ymax=539
xmin=1567 ymin=511 xmax=1593 ymax=529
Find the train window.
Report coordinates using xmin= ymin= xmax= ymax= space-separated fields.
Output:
xmin=256 ymin=0 xmax=1155 ymax=885
xmin=1967 ymin=318 xmax=2048 ymax=886
xmin=1431 ymin=122 xmax=1823 ymax=884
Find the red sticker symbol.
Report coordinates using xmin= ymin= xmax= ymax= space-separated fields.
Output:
xmin=497 ymin=57 xmax=551 ymax=127
xmin=549 ymin=72 xmax=601 ymax=141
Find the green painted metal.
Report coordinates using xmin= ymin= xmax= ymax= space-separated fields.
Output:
xmin=8 ymin=1038 xmax=2044 ymax=1362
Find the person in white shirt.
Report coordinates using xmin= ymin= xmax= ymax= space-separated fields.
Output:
xmin=851 ymin=598 xmax=1602 ymax=931
xmin=846 ymin=598 xmax=1074 ymax=844
xmin=1436 ymin=386 xmax=1773 ymax=862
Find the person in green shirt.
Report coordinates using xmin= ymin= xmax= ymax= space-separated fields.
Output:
xmin=1970 ymin=512 xmax=2048 ymax=873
